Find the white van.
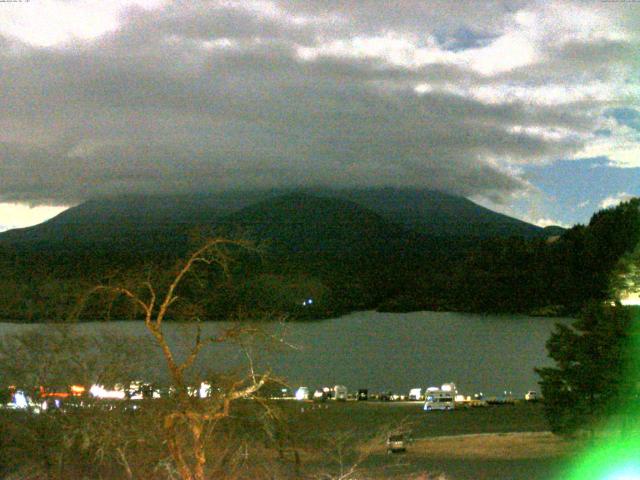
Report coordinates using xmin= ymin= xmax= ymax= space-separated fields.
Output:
xmin=408 ymin=388 xmax=422 ymax=401
xmin=295 ymin=387 xmax=310 ymax=400
xmin=423 ymin=390 xmax=454 ymax=411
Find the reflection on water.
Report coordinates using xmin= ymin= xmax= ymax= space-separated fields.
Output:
xmin=0 ymin=310 xmax=568 ymax=397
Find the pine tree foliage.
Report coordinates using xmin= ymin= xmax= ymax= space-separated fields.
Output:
xmin=536 ymin=303 xmax=636 ymax=435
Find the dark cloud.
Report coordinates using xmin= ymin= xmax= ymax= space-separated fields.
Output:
xmin=0 ymin=0 xmax=635 ymax=205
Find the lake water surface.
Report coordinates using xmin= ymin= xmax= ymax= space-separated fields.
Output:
xmin=0 ymin=311 xmax=569 ymax=397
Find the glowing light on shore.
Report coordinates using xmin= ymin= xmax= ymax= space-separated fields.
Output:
xmin=89 ymin=384 xmax=126 ymax=400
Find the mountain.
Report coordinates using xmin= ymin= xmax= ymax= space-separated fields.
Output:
xmin=0 ymin=191 xmax=438 ymax=321
xmin=325 ymin=188 xmax=552 ymax=238
xmin=0 ymin=188 xmax=518 ymax=320
xmin=0 ymin=188 xmax=551 ymax=248
xmin=0 ymin=191 xmax=271 ymax=248
xmin=217 ymin=192 xmax=410 ymax=256
xmin=0 ymin=190 xmax=633 ymax=322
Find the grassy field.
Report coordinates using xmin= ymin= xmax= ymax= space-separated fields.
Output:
xmin=280 ymin=400 xmax=578 ymax=479
xmin=359 ymin=432 xmax=576 ymax=480
xmin=1 ymin=400 xmax=580 ymax=479
xmin=283 ymin=400 xmax=550 ymax=439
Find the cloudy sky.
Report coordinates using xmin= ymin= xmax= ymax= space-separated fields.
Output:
xmin=0 ymin=0 xmax=639 ymax=231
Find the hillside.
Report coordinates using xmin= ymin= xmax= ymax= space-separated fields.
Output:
xmin=217 ymin=193 xmax=410 ymax=255
xmin=5 ymin=189 xmax=618 ymax=323
xmin=328 ymin=188 xmax=550 ymax=238
xmin=0 ymin=192 xmax=271 ymax=249
xmin=208 ymin=193 xmax=430 ymax=316
xmin=0 ymin=188 xmax=555 ymax=248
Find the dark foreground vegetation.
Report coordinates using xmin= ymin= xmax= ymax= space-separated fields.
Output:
xmin=0 ymin=191 xmax=638 ymax=323
xmin=1 ymin=401 xmax=565 ymax=480
xmin=0 ymin=235 xmax=577 ymax=480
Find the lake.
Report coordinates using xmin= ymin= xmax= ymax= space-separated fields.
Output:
xmin=0 ymin=311 xmax=568 ymax=397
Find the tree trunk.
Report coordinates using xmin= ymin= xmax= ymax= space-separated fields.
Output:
xmin=190 ymin=417 xmax=206 ymax=480
xmin=165 ymin=416 xmax=195 ymax=480
xmin=165 ymin=412 xmax=209 ymax=480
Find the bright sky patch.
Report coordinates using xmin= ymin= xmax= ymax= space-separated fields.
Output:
xmin=0 ymin=203 xmax=69 ymax=232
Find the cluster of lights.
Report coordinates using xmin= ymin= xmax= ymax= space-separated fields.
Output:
xmin=89 ymin=385 xmax=126 ymax=400
xmin=5 ymin=380 xmax=218 ymax=410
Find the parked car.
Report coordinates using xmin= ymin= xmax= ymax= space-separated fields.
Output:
xmin=487 ymin=391 xmax=515 ymax=405
xmin=386 ymin=434 xmax=406 ymax=453
xmin=313 ymin=389 xmax=327 ymax=401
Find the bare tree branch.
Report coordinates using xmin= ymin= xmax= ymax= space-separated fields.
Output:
xmin=76 ymin=237 xmax=281 ymax=480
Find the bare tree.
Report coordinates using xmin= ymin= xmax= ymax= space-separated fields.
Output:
xmin=0 ymin=325 xmax=147 ymax=390
xmin=0 ymin=326 xmax=153 ymax=479
xmin=84 ymin=238 xmax=279 ymax=480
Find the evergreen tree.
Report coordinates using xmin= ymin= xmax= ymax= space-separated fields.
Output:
xmin=536 ymin=303 xmax=636 ymax=435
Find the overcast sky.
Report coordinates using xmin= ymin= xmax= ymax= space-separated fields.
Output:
xmin=0 ymin=0 xmax=639 ymax=231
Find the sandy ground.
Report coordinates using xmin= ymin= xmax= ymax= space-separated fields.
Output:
xmin=363 ymin=431 xmax=575 ymax=460
xmin=350 ymin=431 xmax=578 ymax=480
